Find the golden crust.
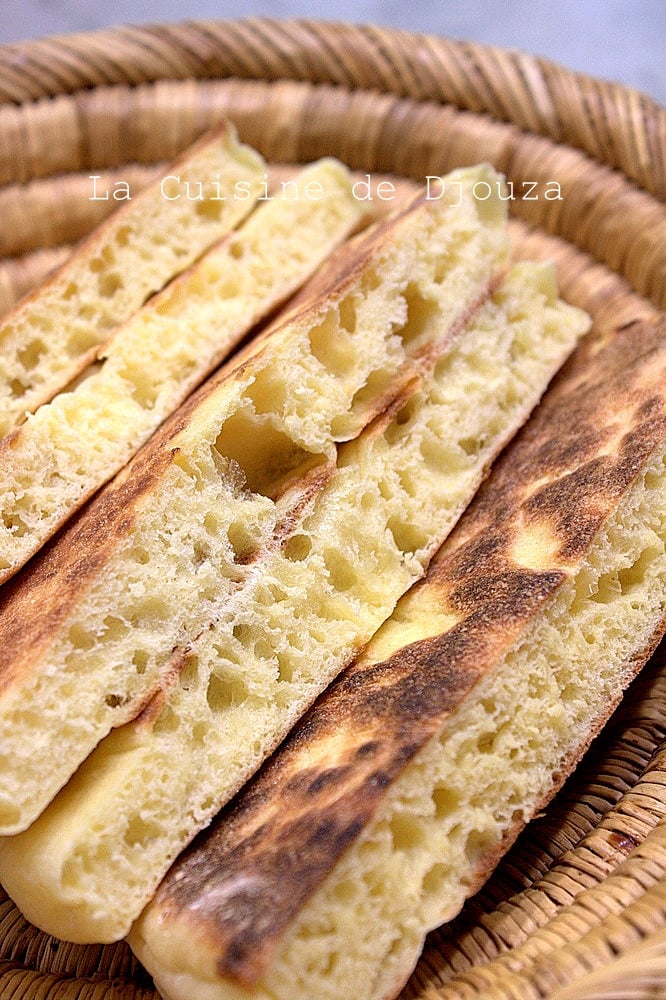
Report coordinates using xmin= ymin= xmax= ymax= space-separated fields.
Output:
xmin=146 ymin=316 xmax=666 ymax=985
xmin=0 ymin=449 xmax=171 ymax=696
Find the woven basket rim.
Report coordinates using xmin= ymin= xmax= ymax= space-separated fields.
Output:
xmin=1 ymin=17 xmax=664 ymax=201
xmin=4 ymin=15 xmax=664 ymax=105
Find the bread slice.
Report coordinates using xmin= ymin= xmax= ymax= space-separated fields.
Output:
xmin=0 ymin=259 xmax=588 ymax=942
xmin=127 ymin=316 xmax=666 ymax=1000
xmin=0 ymin=164 xmax=509 ymax=842
xmin=0 ymin=158 xmax=365 ymax=583
xmin=0 ymin=122 xmax=265 ymax=438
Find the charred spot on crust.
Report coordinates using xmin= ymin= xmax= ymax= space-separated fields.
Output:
xmin=449 ymin=568 xmax=563 ymax=618
xmin=307 ymin=767 xmax=352 ymax=796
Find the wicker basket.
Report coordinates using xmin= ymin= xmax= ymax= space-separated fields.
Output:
xmin=0 ymin=17 xmax=665 ymax=1000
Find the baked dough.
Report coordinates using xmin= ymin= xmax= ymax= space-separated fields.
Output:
xmin=0 ymin=122 xmax=265 ymax=438
xmin=0 ymin=259 xmax=587 ymax=942
xmin=129 ymin=317 xmax=666 ymax=1000
xmin=0 ymin=158 xmax=364 ymax=582
xmin=0 ymin=165 xmax=509 ymax=842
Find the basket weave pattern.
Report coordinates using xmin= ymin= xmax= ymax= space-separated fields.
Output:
xmin=0 ymin=18 xmax=664 ymax=999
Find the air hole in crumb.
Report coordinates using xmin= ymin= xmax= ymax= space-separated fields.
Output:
xmin=204 ymin=512 xmax=221 ymax=536
xmin=153 ymin=705 xmax=180 ymax=734
xmin=232 ymin=623 xmax=252 ymax=643
xmin=128 ymin=545 xmax=150 ymax=565
xmin=389 ymin=814 xmax=425 ymax=851
xmin=9 ymin=378 xmax=27 ymax=398
xmin=388 ymin=514 xmax=427 ymax=556
xmin=308 ymin=307 xmax=356 ymax=376
xmin=226 ymin=520 xmax=257 ymax=562
xmin=98 ymin=272 xmax=123 ymax=298
xmin=17 ymin=338 xmax=46 ymax=370
xmin=214 ymin=409 xmax=326 ymax=500
xmin=132 ymin=650 xmax=149 ymax=675
xmin=115 ymin=226 xmax=132 ymax=247
xmin=125 ymin=815 xmax=162 ymax=847
xmin=332 ymin=879 xmax=358 ymax=903
xmin=617 ymin=547 xmax=659 ymax=593
xmin=195 ymin=198 xmax=224 ymax=221
xmin=323 ymin=548 xmax=357 ymax=591
xmin=131 ymin=596 xmax=170 ymax=623
xmin=105 ymin=692 xmax=129 ymax=709
xmin=432 ymin=785 xmax=460 ymax=819
xmin=244 ymin=367 xmax=287 ymax=416
xmin=589 ymin=570 xmax=622 ymax=604
xmin=338 ymin=295 xmax=357 ymax=334
xmin=361 ymin=267 xmax=381 ymax=292
xmin=179 ymin=655 xmax=200 ymax=691
xmin=1 ymin=510 xmax=28 ymax=536
xmin=117 ymin=360 xmax=158 ymax=409
xmin=101 ymin=615 xmax=129 ymax=642
xmin=206 ymin=672 xmax=234 ymax=712
xmin=277 ymin=651 xmax=295 ymax=683
xmin=383 ymin=400 xmax=419 ymax=446
xmin=193 ymin=723 xmax=208 ymax=746
xmin=398 ymin=284 xmax=439 ymax=349
xmin=66 ymin=326 xmax=100 ymax=356
xmin=193 ymin=541 xmax=210 ymax=565
xmin=332 ymin=368 xmax=395 ymax=438
xmin=68 ymin=624 xmax=96 ymax=651
xmin=254 ymin=639 xmax=273 ymax=660
xmin=459 ymin=435 xmax=481 ymax=457
xmin=360 ymin=492 xmax=375 ymax=512
xmin=284 ymin=534 xmax=312 ymax=561
xmin=477 ymin=732 xmax=494 ymax=753
xmin=88 ymin=245 xmax=115 ymax=272
xmin=422 ymin=862 xmax=449 ymax=897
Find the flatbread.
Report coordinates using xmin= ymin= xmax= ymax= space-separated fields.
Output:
xmin=0 ymin=257 xmax=587 ymax=942
xmin=130 ymin=315 xmax=666 ymax=1000
xmin=0 ymin=122 xmax=265 ymax=438
xmin=0 ymin=158 xmax=364 ymax=582
xmin=0 ymin=165 xmax=510 ymax=841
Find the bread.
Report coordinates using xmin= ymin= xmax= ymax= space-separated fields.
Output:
xmin=0 ymin=122 xmax=265 ymax=439
xmin=0 ymin=164 xmax=509 ymax=842
xmin=127 ymin=316 xmax=666 ymax=1000
xmin=0 ymin=158 xmax=364 ymax=582
xmin=0 ymin=256 xmax=588 ymax=942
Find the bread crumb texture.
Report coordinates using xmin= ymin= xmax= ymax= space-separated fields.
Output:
xmin=0 ymin=158 xmax=364 ymax=582
xmin=129 ymin=320 xmax=666 ymax=1000
xmin=0 ymin=124 xmax=266 ymax=437
xmin=0 ymin=255 xmax=586 ymax=942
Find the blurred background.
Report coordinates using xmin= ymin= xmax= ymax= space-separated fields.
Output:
xmin=1 ymin=0 xmax=664 ymax=105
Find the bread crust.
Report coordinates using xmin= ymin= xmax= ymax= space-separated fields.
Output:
xmin=137 ymin=317 xmax=666 ymax=989
xmin=0 ymin=164 xmax=513 ymax=851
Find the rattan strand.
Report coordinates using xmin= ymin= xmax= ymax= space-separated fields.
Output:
xmin=1 ymin=78 xmax=664 ymax=306
xmin=0 ymin=20 xmax=662 ymax=198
